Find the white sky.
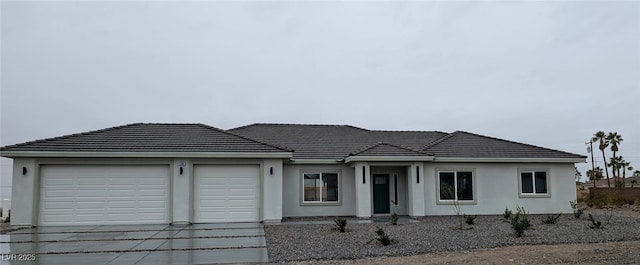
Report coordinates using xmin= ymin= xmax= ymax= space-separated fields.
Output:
xmin=1 ymin=1 xmax=639 ymax=199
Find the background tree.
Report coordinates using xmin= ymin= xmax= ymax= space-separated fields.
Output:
xmin=575 ymin=166 xmax=582 ymax=182
xmin=622 ymin=163 xmax=632 ymax=187
xmin=609 ymin=156 xmax=624 ymax=187
xmin=592 ymin=131 xmax=610 ymax=187
xmin=606 ymin=132 xmax=623 ymax=179
xmin=587 ymin=167 xmax=604 ymax=188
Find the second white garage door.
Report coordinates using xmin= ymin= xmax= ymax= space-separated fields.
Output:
xmin=193 ymin=165 xmax=260 ymax=222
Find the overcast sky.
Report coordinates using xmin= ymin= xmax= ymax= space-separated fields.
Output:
xmin=1 ymin=1 xmax=639 ymax=199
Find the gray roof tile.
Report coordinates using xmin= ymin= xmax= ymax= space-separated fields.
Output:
xmin=0 ymin=123 xmax=291 ymax=153
xmin=231 ymin=124 xmax=585 ymax=160
xmin=424 ymin=131 xmax=586 ymax=159
xmin=1 ymin=123 xmax=586 ymax=161
xmin=230 ymin=123 xmax=446 ymax=160
xmin=348 ymin=142 xmax=429 ymax=157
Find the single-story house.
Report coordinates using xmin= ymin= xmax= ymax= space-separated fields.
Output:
xmin=0 ymin=123 xmax=586 ymax=226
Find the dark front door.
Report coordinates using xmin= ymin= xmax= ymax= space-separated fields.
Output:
xmin=373 ymin=174 xmax=390 ymax=214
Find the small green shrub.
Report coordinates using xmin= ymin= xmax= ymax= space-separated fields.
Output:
xmin=463 ymin=214 xmax=477 ymax=225
xmin=570 ymin=200 xmax=584 ymax=218
xmin=542 ymin=214 xmax=561 ymax=224
xmin=390 ymin=212 xmax=399 ymax=225
xmin=334 ymin=217 xmax=347 ymax=232
xmin=503 ymin=208 xmax=513 ymax=220
xmin=509 ymin=206 xmax=531 ymax=237
xmin=375 ymin=226 xmax=391 ymax=246
xmin=588 ymin=214 xmax=604 ymax=229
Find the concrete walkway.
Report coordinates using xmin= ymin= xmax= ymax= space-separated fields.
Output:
xmin=0 ymin=223 xmax=267 ymax=265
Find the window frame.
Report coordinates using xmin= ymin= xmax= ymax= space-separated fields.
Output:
xmin=518 ymin=169 xmax=551 ymax=198
xmin=435 ymin=169 xmax=477 ymax=205
xmin=299 ymin=169 xmax=342 ymax=206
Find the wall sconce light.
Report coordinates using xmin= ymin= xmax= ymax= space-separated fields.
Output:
xmin=179 ymin=167 xmax=183 ymax=175
xmin=22 ymin=166 xmax=28 ymax=175
xmin=362 ymin=166 xmax=366 ymax=184
xmin=269 ymin=167 xmax=273 ymax=175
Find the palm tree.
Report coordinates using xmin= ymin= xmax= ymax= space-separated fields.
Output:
xmin=606 ymin=132 xmax=623 ymax=178
xmin=592 ymin=131 xmax=610 ymax=187
xmin=587 ymin=167 xmax=604 ymax=188
xmin=609 ymin=156 xmax=621 ymax=187
xmin=623 ymin=164 xmax=632 ymax=188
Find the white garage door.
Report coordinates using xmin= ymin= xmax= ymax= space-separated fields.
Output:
xmin=39 ymin=165 xmax=170 ymax=226
xmin=194 ymin=165 xmax=260 ymax=222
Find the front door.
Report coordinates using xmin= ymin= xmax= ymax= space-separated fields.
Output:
xmin=373 ymin=174 xmax=390 ymax=214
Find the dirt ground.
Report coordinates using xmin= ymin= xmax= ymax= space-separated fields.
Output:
xmin=288 ymin=207 xmax=640 ymax=265
xmin=287 ymin=240 xmax=640 ymax=265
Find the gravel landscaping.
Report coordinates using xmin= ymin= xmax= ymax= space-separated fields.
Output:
xmin=265 ymin=211 xmax=640 ymax=262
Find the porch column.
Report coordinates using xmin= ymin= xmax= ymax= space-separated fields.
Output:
xmin=354 ymin=162 xmax=372 ymax=218
xmin=407 ymin=162 xmax=426 ymax=217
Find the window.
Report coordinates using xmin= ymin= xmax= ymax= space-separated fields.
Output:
xmin=438 ymin=171 xmax=474 ymax=202
xmin=520 ymin=170 xmax=548 ymax=195
xmin=303 ymin=172 xmax=339 ymax=203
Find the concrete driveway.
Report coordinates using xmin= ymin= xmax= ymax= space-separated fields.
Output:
xmin=0 ymin=223 xmax=268 ymax=265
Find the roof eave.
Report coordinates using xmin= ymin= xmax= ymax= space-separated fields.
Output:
xmin=0 ymin=151 xmax=294 ymax=159
xmin=287 ymin=159 xmax=343 ymax=164
xmin=432 ymin=157 xmax=587 ymax=163
xmin=344 ymin=155 xmax=435 ymax=163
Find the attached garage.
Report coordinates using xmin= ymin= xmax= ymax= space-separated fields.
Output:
xmin=1 ymin=123 xmax=291 ymax=226
xmin=193 ymin=165 xmax=260 ymax=223
xmin=39 ymin=165 xmax=170 ymax=226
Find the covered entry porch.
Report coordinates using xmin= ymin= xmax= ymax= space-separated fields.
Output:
xmin=350 ymin=161 xmax=431 ymax=218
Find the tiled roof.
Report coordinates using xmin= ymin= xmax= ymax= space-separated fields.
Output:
xmin=1 ymin=123 xmax=586 ymax=161
xmin=231 ymin=124 xmax=586 ymax=160
xmin=0 ymin=123 xmax=291 ymax=153
xmin=424 ymin=131 xmax=586 ymax=159
xmin=348 ymin=143 xmax=429 ymax=157
xmin=229 ymin=123 xmax=445 ymax=160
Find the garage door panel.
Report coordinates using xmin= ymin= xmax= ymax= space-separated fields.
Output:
xmin=39 ymin=165 xmax=170 ymax=226
xmin=194 ymin=165 xmax=260 ymax=223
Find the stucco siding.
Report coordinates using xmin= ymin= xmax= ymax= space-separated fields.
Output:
xmin=423 ymin=163 xmax=577 ymax=215
xmin=282 ymin=164 xmax=356 ymax=217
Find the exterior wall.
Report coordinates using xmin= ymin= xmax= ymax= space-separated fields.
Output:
xmin=423 ymin=162 xmax=577 ymax=215
xmin=282 ymin=164 xmax=356 ymax=217
xmin=173 ymin=160 xmax=190 ymax=224
xmin=10 ymin=158 xmax=36 ymax=226
xmin=262 ymin=159 xmax=283 ymax=222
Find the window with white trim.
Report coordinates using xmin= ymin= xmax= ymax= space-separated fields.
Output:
xmin=438 ymin=171 xmax=474 ymax=202
xmin=520 ymin=170 xmax=548 ymax=195
xmin=303 ymin=172 xmax=339 ymax=203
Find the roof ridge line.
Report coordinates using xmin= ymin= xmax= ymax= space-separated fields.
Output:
xmin=371 ymin=129 xmax=442 ymax=133
xmin=197 ymin=124 xmax=294 ymax=152
xmin=229 ymin=123 xmax=370 ymax=131
xmin=423 ymin=131 xmax=459 ymax=150
xmin=348 ymin=142 xmax=428 ymax=157
xmin=0 ymin=123 xmax=144 ymax=150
